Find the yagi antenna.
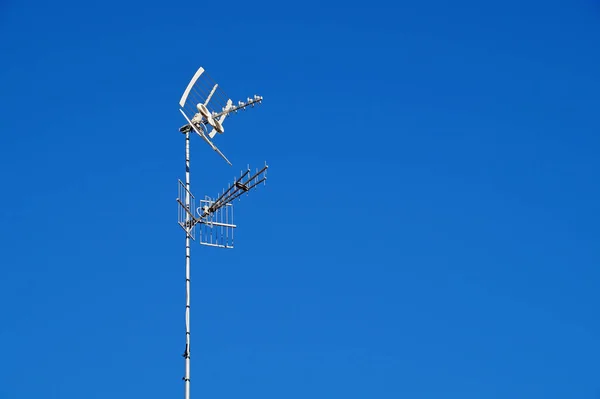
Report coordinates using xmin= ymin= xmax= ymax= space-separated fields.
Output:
xmin=178 ymin=66 xmax=263 ymax=165
xmin=177 ymin=163 xmax=268 ymax=248
xmin=175 ymin=66 xmax=269 ymax=399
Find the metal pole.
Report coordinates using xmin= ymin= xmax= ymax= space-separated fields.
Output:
xmin=184 ymin=132 xmax=191 ymax=399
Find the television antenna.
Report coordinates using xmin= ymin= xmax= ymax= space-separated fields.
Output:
xmin=175 ymin=66 xmax=268 ymax=399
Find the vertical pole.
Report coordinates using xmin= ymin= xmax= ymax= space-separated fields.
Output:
xmin=184 ymin=132 xmax=191 ymax=399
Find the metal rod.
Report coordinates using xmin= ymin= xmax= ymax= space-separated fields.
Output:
xmin=205 ymin=84 xmax=218 ymax=106
xmin=176 ymin=199 xmax=199 ymax=226
xmin=199 ymin=241 xmax=231 ymax=248
xmin=226 ymin=202 xmax=229 ymax=247
xmin=184 ymin=132 xmax=191 ymax=399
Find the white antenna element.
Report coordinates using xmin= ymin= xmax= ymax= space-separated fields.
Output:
xmin=178 ymin=66 xmax=263 ymax=166
xmin=175 ymin=66 xmax=268 ymax=399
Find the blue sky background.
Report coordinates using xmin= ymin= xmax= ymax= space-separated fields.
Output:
xmin=1 ymin=0 xmax=600 ymax=398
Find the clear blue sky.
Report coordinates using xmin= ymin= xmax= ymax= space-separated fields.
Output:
xmin=1 ymin=0 xmax=599 ymax=398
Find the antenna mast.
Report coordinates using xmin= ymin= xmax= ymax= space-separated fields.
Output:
xmin=175 ymin=66 xmax=268 ymax=399
xmin=183 ymin=130 xmax=191 ymax=399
